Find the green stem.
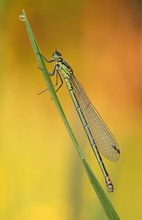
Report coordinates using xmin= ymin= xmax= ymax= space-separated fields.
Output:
xmin=19 ymin=9 xmax=120 ymax=220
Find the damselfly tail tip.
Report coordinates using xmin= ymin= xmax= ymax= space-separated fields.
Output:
xmin=105 ymin=176 xmax=114 ymax=192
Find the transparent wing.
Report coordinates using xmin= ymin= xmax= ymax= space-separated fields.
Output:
xmin=71 ymin=75 xmax=120 ymax=162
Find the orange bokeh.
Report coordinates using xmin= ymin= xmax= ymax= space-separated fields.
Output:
xmin=1 ymin=1 xmax=142 ymax=219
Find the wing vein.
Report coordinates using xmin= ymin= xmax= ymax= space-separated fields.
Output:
xmin=70 ymin=75 xmax=120 ymax=162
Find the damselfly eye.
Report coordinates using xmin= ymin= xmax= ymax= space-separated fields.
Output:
xmin=55 ymin=50 xmax=61 ymax=56
xmin=52 ymin=50 xmax=62 ymax=59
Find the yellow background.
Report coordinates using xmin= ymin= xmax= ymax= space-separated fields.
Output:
xmin=1 ymin=1 xmax=142 ymax=219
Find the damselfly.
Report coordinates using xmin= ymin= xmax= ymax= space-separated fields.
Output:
xmin=38 ymin=51 xmax=120 ymax=192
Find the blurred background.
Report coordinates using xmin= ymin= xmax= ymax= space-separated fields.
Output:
xmin=0 ymin=0 xmax=142 ymax=219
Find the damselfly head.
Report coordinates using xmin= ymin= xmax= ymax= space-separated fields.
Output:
xmin=52 ymin=50 xmax=62 ymax=59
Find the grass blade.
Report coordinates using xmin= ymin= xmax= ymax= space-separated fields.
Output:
xmin=19 ymin=10 xmax=120 ymax=220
